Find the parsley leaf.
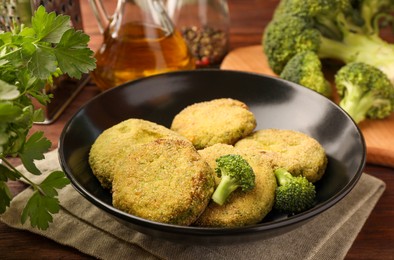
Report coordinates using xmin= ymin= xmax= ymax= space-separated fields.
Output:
xmin=18 ymin=171 xmax=69 ymax=229
xmin=0 ymin=80 xmax=19 ymax=100
xmin=21 ymin=191 xmax=60 ymax=230
xmin=55 ymin=29 xmax=96 ymax=79
xmin=0 ymin=164 xmax=19 ymax=181
xmin=0 ymin=102 xmax=22 ymax=122
xmin=0 ymin=181 xmax=12 ymax=214
xmin=19 ymin=131 xmax=51 ymax=175
xmin=31 ymin=6 xmax=71 ymax=43
xmin=28 ymin=46 xmax=57 ymax=80
xmin=39 ymin=171 xmax=70 ymax=197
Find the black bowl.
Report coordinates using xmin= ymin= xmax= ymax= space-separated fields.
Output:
xmin=58 ymin=70 xmax=366 ymax=244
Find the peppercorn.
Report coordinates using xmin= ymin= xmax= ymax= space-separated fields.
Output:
xmin=181 ymin=26 xmax=229 ymax=68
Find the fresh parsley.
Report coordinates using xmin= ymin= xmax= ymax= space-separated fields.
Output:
xmin=0 ymin=6 xmax=96 ymax=230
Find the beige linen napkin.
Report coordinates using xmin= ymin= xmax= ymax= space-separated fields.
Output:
xmin=1 ymin=149 xmax=386 ymax=260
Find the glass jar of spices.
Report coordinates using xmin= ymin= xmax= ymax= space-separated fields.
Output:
xmin=166 ymin=0 xmax=230 ymax=68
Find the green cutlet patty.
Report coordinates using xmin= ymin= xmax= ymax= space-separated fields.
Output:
xmin=112 ymin=138 xmax=215 ymax=226
xmin=195 ymin=144 xmax=277 ymax=227
xmin=89 ymin=118 xmax=186 ymax=189
xmin=235 ymin=129 xmax=327 ymax=183
xmin=171 ymin=98 xmax=257 ymax=149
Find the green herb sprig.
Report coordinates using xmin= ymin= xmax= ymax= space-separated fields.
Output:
xmin=0 ymin=6 xmax=96 ymax=230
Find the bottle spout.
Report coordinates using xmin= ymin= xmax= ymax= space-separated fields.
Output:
xmin=88 ymin=0 xmax=111 ymax=33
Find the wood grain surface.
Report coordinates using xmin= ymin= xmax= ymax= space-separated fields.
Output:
xmin=221 ymin=45 xmax=394 ymax=167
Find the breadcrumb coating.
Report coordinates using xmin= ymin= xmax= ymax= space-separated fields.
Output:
xmin=171 ymin=98 xmax=257 ymax=149
xmin=112 ymin=138 xmax=215 ymax=225
xmin=89 ymin=119 xmax=186 ymax=189
xmin=235 ymin=129 xmax=327 ymax=183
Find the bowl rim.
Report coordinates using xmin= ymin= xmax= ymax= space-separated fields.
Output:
xmin=58 ymin=69 xmax=367 ymax=237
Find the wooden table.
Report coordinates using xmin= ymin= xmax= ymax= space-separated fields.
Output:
xmin=2 ymin=1 xmax=394 ymax=259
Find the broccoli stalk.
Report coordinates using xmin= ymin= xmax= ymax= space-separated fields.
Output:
xmin=318 ymin=22 xmax=394 ymax=84
xmin=211 ymin=154 xmax=255 ymax=206
xmin=339 ymin=82 xmax=379 ymax=123
xmin=274 ymin=168 xmax=316 ymax=214
xmin=335 ymin=62 xmax=394 ymax=123
xmin=356 ymin=0 xmax=394 ymax=35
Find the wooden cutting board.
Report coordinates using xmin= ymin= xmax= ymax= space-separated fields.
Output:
xmin=221 ymin=45 xmax=394 ymax=168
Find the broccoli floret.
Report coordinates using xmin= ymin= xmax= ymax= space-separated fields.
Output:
xmin=271 ymin=0 xmax=288 ymax=20
xmin=263 ymin=15 xmax=321 ymax=74
xmin=211 ymin=154 xmax=255 ymax=206
xmin=274 ymin=168 xmax=316 ymax=214
xmin=276 ymin=0 xmax=356 ymax=39
xmin=263 ymin=0 xmax=394 ymax=84
xmin=335 ymin=62 xmax=394 ymax=123
xmin=280 ymin=51 xmax=332 ymax=97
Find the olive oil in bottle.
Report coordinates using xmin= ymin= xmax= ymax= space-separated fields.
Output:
xmin=92 ymin=22 xmax=195 ymax=91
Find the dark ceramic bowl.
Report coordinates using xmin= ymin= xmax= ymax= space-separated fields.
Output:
xmin=58 ymin=70 xmax=366 ymax=244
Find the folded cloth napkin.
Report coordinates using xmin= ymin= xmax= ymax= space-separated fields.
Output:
xmin=1 ymin=149 xmax=386 ymax=260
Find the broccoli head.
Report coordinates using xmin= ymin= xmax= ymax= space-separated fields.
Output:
xmin=263 ymin=0 xmax=394 ymax=85
xmin=275 ymin=0 xmax=356 ymax=39
xmin=262 ymin=13 xmax=362 ymax=75
xmin=280 ymin=51 xmax=332 ymax=97
xmin=274 ymin=168 xmax=316 ymax=214
xmin=335 ymin=62 xmax=394 ymax=123
xmin=263 ymin=15 xmax=321 ymax=74
xmin=275 ymin=0 xmax=351 ymax=17
xmin=211 ymin=154 xmax=255 ymax=206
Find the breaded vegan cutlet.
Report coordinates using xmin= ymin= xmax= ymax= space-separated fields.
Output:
xmin=195 ymin=144 xmax=277 ymax=227
xmin=171 ymin=98 xmax=257 ymax=149
xmin=235 ymin=129 xmax=327 ymax=183
xmin=112 ymin=138 xmax=215 ymax=226
xmin=89 ymin=118 xmax=186 ymax=189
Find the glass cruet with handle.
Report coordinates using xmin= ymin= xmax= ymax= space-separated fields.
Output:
xmin=88 ymin=0 xmax=195 ymax=91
